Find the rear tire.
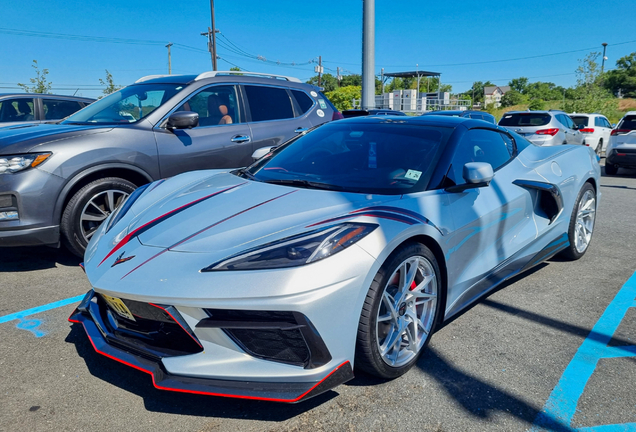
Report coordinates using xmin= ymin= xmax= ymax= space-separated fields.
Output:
xmin=559 ymin=182 xmax=596 ymax=261
xmin=595 ymin=139 xmax=603 ymax=155
xmin=604 ymin=162 xmax=618 ymax=176
xmin=61 ymin=177 xmax=136 ymax=257
xmin=355 ymin=243 xmax=443 ymax=379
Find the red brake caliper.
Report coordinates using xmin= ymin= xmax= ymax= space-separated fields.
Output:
xmin=410 ymin=281 xmax=417 ymax=291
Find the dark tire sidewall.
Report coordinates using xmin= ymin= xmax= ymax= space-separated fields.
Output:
xmin=61 ymin=177 xmax=136 ymax=257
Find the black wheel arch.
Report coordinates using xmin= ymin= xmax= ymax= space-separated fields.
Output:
xmin=53 ymin=163 xmax=154 ymax=223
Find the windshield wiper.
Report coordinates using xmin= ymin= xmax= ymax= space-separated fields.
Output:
xmin=234 ymin=168 xmax=259 ymax=181
xmin=264 ymin=179 xmax=344 ymax=191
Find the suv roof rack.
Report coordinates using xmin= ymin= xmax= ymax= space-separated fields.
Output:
xmin=194 ymin=71 xmax=302 ymax=83
xmin=135 ymin=74 xmax=171 ymax=83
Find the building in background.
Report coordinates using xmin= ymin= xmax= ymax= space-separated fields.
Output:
xmin=484 ymin=85 xmax=510 ymax=108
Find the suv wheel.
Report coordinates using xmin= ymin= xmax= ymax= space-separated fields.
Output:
xmin=61 ymin=177 xmax=137 ymax=257
xmin=595 ymin=139 xmax=603 ymax=155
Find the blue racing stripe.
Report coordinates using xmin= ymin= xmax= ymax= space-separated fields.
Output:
xmin=0 ymin=295 xmax=84 ymax=324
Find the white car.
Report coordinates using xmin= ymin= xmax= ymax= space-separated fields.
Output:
xmin=605 ymin=111 xmax=636 ymax=175
xmin=569 ymin=113 xmax=613 ymax=155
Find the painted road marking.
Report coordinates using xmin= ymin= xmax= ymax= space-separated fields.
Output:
xmin=0 ymin=295 xmax=83 ymax=325
xmin=531 ymin=271 xmax=636 ymax=431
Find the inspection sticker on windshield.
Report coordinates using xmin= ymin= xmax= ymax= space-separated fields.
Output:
xmin=318 ymin=99 xmax=328 ymax=109
xmin=405 ymin=170 xmax=422 ymax=181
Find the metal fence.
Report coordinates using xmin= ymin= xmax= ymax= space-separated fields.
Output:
xmin=351 ymin=96 xmax=472 ymax=114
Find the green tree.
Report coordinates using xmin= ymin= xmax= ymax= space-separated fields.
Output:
xmin=500 ymin=89 xmax=528 ymax=107
xmin=564 ymin=52 xmax=617 ymax=114
xmin=98 ymin=70 xmax=123 ymax=96
xmin=306 ymin=73 xmax=338 ymax=92
xmin=509 ymin=77 xmax=528 ymax=93
xmin=528 ymin=99 xmax=545 ymax=110
xmin=604 ymin=52 xmax=636 ymax=97
xmin=461 ymin=81 xmax=495 ymax=104
xmin=17 ymin=60 xmax=52 ymax=94
xmin=324 ymin=85 xmax=361 ymax=111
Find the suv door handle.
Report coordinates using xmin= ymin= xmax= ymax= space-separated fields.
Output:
xmin=231 ymin=135 xmax=251 ymax=143
xmin=294 ymin=127 xmax=309 ymax=133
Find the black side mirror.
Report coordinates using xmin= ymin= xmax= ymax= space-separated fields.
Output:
xmin=166 ymin=111 xmax=199 ymax=130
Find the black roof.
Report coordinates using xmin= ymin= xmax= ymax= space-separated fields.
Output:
xmin=341 ymin=113 xmax=495 ymax=128
xmin=0 ymin=93 xmax=95 ymax=102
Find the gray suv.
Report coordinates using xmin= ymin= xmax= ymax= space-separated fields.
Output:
xmin=498 ymin=110 xmax=584 ymax=146
xmin=0 ymin=71 xmax=340 ymax=256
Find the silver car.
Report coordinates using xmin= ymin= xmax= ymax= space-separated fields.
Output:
xmin=499 ymin=110 xmax=584 ymax=146
xmin=605 ymin=111 xmax=636 ymax=175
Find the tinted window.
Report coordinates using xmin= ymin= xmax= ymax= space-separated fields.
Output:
xmin=0 ymin=98 xmax=35 ymax=122
xmin=245 ymin=86 xmax=294 ymax=121
xmin=558 ymin=114 xmax=575 ymax=129
xmin=500 ymin=132 xmax=515 ymax=155
xmin=499 ymin=113 xmax=551 ymax=127
xmin=571 ymin=116 xmax=589 ymax=128
xmin=618 ymin=115 xmax=636 ymax=130
xmin=43 ymin=99 xmax=83 ymax=120
xmin=447 ymin=129 xmax=512 ymax=186
xmin=246 ymin=122 xmax=452 ymax=194
xmin=179 ymin=85 xmax=241 ymax=127
xmin=603 ymin=118 xmax=612 ymax=128
xmin=291 ymin=90 xmax=314 ymax=115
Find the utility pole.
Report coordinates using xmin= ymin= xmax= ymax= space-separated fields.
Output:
xmin=337 ymin=67 xmax=342 ymax=87
xmin=361 ymin=0 xmax=375 ymax=110
xmin=380 ymin=68 xmax=384 ymax=94
xmin=165 ymin=42 xmax=173 ymax=75
xmin=314 ymin=56 xmax=323 ymax=86
xmin=601 ymin=42 xmax=608 ymax=74
xmin=201 ymin=0 xmax=219 ymax=71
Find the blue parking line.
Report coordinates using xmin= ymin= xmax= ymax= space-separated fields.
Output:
xmin=531 ymin=271 xmax=636 ymax=431
xmin=0 ymin=295 xmax=84 ymax=325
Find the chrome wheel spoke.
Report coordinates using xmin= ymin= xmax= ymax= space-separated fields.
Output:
xmin=573 ymin=190 xmax=596 ymax=254
xmin=79 ymin=189 xmax=130 ymax=244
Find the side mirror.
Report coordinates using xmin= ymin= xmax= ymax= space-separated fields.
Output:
xmin=166 ymin=111 xmax=199 ymax=130
xmin=445 ymin=162 xmax=494 ymax=193
xmin=251 ymin=146 xmax=274 ymax=161
xmin=612 ymin=123 xmax=617 ymax=128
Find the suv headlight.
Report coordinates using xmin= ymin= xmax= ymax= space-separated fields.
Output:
xmin=0 ymin=153 xmax=51 ymax=174
xmin=202 ymin=223 xmax=377 ymax=271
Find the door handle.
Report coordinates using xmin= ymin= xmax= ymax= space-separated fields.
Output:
xmin=231 ymin=135 xmax=251 ymax=143
xmin=294 ymin=127 xmax=309 ymax=133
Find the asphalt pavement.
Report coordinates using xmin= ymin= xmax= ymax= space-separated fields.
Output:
xmin=1 ymin=164 xmax=635 ymax=432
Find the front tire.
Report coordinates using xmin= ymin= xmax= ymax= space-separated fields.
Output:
xmin=559 ymin=182 xmax=596 ymax=261
xmin=355 ymin=243 xmax=443 ymax=379
xmin=61 ymin=177 xmax=136 ymax=257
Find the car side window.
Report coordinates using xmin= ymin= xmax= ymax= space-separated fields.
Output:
xmin=245 ymin=85 xmax=294 ymax=122
xmin=0 ymin=98 xmax=35 ymax=122
xmin=446 ymin=129 xmax=512 ymax=186
xmin=291 ymin=90 xmax=314 ymax=115
xmin=42 ymin=99 xmax=83 ymax=120
xmin=178 ymin=85 xmax=241 ymax=127
xmin=602 ymin=118 xmax=612 ymax=128
xmin=563 ymin=114 xmax=575 ymax=129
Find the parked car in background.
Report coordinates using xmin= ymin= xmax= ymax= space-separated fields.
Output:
xmin=422 ymin=110 xmax=496 ymax=124
xmin=569 ymin=113 xmax=613 ymax=155
xmin=69 ymin=115 xmax=600 ymax=403
xmin=605 ymin=111 xmax=636 ymax=175
xmin=0 ymin=93 xmax=94 ymax=126
xmin=498 ymin=110 xmax=584 ymax=146
xmin=0 ymin=71 xmax=340 ymax=256
xmin=342 ymin=109 xmax=406 ymax=118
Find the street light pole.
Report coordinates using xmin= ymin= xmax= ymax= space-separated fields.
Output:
xmin=601 ymin=42 xmax=608 ymax=74
xmin=165 ymin=43 xmax=173 ymax=75
xmin=361 ymin=0 xmax=375 ymax=110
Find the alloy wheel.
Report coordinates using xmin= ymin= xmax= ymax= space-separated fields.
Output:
xmin=79 ymin=189 xmax=129 ymax=243
xmin=574 ymin=189 xmax=596 ymax=253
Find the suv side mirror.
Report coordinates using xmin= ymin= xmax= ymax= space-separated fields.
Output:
xmin=166 ymin=111 xmax=199 ymax=130
xmin=445 ymin=162 xmax=494 ymax=193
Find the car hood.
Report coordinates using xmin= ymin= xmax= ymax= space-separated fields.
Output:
xmin=0 ymin=123 xmax=112 ymax=154
xmin=85 ymin=170 xmax=403 ymax=281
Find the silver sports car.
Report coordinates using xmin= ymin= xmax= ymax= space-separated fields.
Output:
xmin=69 ymin=115 xmax=600 ymax=402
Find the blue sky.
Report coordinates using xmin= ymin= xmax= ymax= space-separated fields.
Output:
xmin=1 ymin=0 xmax=635 ymax=98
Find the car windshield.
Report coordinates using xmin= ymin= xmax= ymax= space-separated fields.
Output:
xmin=62 ymin=84 xmax=185 ymax=125
xmin=243 ymin=121 xmax=451 ymax=195
xmin=618 ymin=115 xmax=636 ymax=130
xmin=570 ymin=116 xmax=589 ymax=128
xmin=499 ymin=113 xmax=551 ymax=127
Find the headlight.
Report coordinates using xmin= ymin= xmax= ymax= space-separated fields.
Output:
xmin=203 ymin=223 xmax=377 ymax=271
xmin=0 ymin=153 xmax=51 ymax=174
xmin=104 ymin=182 xmax=150 ymax=233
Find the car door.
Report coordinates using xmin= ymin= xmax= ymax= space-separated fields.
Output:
xmin=0 ymin=97 xmax=36 ymax=124
xmin=154 ymin=84 xmax=255 ymax=178
xmin=243 ymin=85 xmax=313 ymax=154
xmin=443 ymin=128 xmax=536 ymax=314
xmin=558 ymin=114 xmax=582 ymax=145
xmin=599 ymin=117 xmax=612 ymax=150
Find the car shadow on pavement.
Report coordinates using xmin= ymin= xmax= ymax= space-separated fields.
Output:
xmin=0 ymin=246 xmax=80 ymax=272
xmin=64 ymin=324 xmax=337 ymax=420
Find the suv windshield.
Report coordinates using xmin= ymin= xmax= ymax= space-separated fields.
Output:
xmin=63 ymin=84 xmax=185 ymax=125
xmin=618 ymin=115 xmax=636 ymax=130
xmin=570 ymin=116 xmax=589 ymax=128
xmin=243 ymin=122 xmax=451 ymax=195
xmin=499 ymin=113 xmax=551 ymax=127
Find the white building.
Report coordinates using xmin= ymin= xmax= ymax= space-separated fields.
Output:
xmin=484 ymin=85 xmax=510 ymax=108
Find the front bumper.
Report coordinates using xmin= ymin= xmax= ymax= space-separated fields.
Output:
xmin=68 ymin=290 xmax=354 ymax=403
xmin=0 ymin=224 xmax=59 ymax=247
